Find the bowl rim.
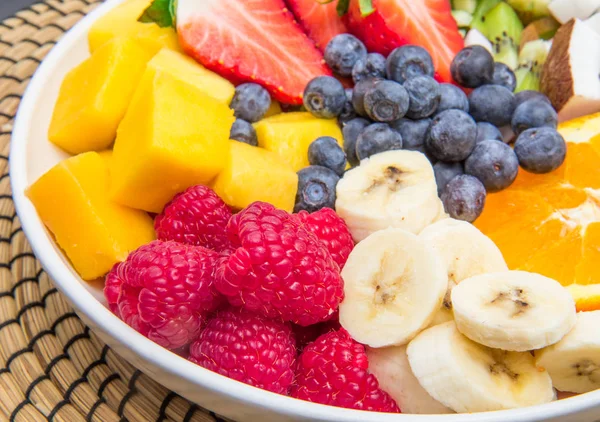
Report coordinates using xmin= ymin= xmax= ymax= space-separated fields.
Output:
xmin=9 ymin=0 xmax=600 ymax=420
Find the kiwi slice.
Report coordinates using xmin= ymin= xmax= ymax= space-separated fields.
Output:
xmin=520 ymin=17 xmax=560 ymax=49
xmin=452 ymin=10 xmax=473 ymax=28
xmin=506 ymin=0 xmax=551 ymax=25
xmin=471 ymin=0 xmax=501 ymax=35
xmin=452 ymin=0 xmax=477 ymax=14
xmin=482 ymin=2 xmax=524 ymax=69
xmin=514 ymin=39 xmax=552 ymax=92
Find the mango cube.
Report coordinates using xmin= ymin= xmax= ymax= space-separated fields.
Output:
xmin=88 ymin=0 xmax=180 ymax=54
xmin=254 ymin=112 xmax=343 ymax=171
xmin=27 ymin=152 xmax=155 ymax=280
xmin=213 ymin=141 xmax=298 ymax=212
xmin=48 ymin=37 xmax=155 ymax=155
xmin=110 ymin=67 xmax=234 ymax=213
xmin=148 ymin=49 xmax=235 ymax=104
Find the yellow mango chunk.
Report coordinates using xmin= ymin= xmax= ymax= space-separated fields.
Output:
xmin=213 ymin=141 xmax=298 ymax=212
xmin=27 ymin=152 xmax=155 ymax=280
xmin=88 ymin=0 xmax=180 ymax=54
xmin=264 ymin=100 xmax=282 ymax=118
xmin=254 ymin=112 xmax=343 ymax=171
xmin=111 ymin=67 xmax=234 ymax=213
xmin=48 ymin=37 xmax=155 ymax=155
xmin=148 ymin=49 xmax=235 ymax=104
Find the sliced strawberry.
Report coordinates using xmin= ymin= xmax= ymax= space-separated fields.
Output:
xmin=177 ymin=0 xmax=331 ymax=104
xmin=343 ymin=0 xmax=464 ymax=83
xmin=286 ymin=0 xmax=349 ymax=51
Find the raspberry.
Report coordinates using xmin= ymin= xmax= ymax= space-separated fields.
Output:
xmin=155 ymin=185 xmax=232 ymax=251
xmin=216 ymin=202 xmax=344 ymax=326
xmin=189 ymin=308 xmax=296 ymax=394
xmin=291 ymin=330 xmax=400 ymax=413
xmin=295 ymin=208 xmax=354 ymax=268
xmin=104 ymin=240 xmax=221 ymax=350
xmin=292 ymin=317 xmax=341 ymax=352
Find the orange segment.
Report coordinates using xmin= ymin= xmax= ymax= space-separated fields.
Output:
xmin=575 ymin=222 xmax=600 ymax=285
xmin=567 ymin=284 xmax=600 ymax=312
xmin=540 ymin=185 xmax=587 ymax=210
xmin=564 ymin=142 xmax=600 ymax=189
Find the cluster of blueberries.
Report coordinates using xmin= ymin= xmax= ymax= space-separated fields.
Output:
xmin=300 ymin=34 xmax=566 ymax=222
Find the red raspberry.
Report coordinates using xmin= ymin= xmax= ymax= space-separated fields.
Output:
xmin=291 ymin=330 xmax=400 ymax=413
xmin=295 ymin=208 xmax=354 ymax=268
xmin=189 ymin=308 xmax=296 ymax=394
xmin=292 ymin=317 xmax=341 ymax=351
xmin=216 ymin=202 xmax=344 ymax=326
xmin=104 ymin=240 xmax=221 ymax=350
xmin=155 ymin=185 xmax=232 ymax=251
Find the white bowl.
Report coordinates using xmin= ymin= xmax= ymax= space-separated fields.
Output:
xmin=9 ymin=1 xmax=600 ymax=420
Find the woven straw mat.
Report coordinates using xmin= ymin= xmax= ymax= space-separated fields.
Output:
xmin=0 ymin=1 xmax=235 ymax=421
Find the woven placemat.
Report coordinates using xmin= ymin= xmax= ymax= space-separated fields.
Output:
xmin=0 ymin=1 xmax=229 ymax=421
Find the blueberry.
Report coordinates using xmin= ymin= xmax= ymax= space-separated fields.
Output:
xmin=230 ymin=119 xmax=258 ymax=146
xmin=324 ymin=34 xmax=367 ymax=77
xmin=492 ymin=62 xmax=517 ymax=92
xmin=426 ymin=109 xmax=477 ymax=162
xmin=356 ymin=123 xmax=403 ymax=160
xmin=390 ymin=118 xmax=431 ymax=152
xmin=468 ymin=85 xmax=515 ymax=127
xmin=464 ymin=140 xmax=519 ymax=192
xmin=352 ymin=53 xmax=387 ymax=83
xmin=434 ymin=162 xmax=464 ymax=196
xmin=364 ymin=80 xmax=410 ymax=122
xmin=386 ymin=45 xmax=434 ymax=84
xmin=436 ymin=83 xmax=469 ymax=115
xmin=403 ymin=76 xmax=441 ymax=119
xmin=511 ymin=98 xmax=558 ymax=136
xmin=450 ymin=46 xmax=494 ymax=88
xmin=514 ymin=90 xmax=551 ymax=109
xmin=294 ymin=166 xmax=340 ymax=213
xmin=514 ymin=127 xmax=566 ymax=174
xmin=230 ymin=83 xmax=271 ymax=123
xmin=342 ymin=118 xmax=370 ymax=166
xmin=475 ymin=122 xmax=503 ymax=144
xmin=308 ymin=136 xmax=347 ymax=176
xmin=303 ymin=76 xmax=347 ymax=119
xmin=339 ymin=88 xmax=358 ymax=124
xmin=441 ymin=175 xmax=486 ymax=223
xmin=352 ymin=78 xmax=383 ymax=117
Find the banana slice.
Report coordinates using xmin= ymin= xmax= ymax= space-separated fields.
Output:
xmin=419 ymin=219 xmax=508 ymax=326
xmin=339 ymin=227 xmax=447 ymax=348
xmin=535 ymin=311 xmax=600 ymax=393
xmin=336 ymin=150 xmax=441 ymax=242
xmin=452 ymin=271 xmax=576 ymax=351
xmin=407 ymin=322 xmax=555 ymax=413
xmin=367 ymin=345 xmax=453 ymax=414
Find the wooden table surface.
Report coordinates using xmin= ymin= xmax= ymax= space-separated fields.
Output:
xmin=1 ymin=0 xmax=38 ymax=20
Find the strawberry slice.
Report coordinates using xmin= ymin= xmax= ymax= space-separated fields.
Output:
xmin=177 ymin=0 xmax=332 ymax=104
xmin=343 ymin=0 xmax=464 ymax=83
xmin=286 ymin=0 xmax=349 ymax=51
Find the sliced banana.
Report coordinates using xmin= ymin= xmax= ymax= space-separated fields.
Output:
xmin=367 ymin=345 xmax=453 ymax=414
xmin=339 ymin=227 xmax=447 ymax=348
xmin=336 ymin=150 xmax=442 ymax=242
xmin=419 ymin=219 xmax=508 ymax=326
xmin=535 ymin=310 xmax=600 ymax=393
xmin=407 ymin=322 xmax=555 ymax=413
xmin=452 ymin=271 xmax=576 ymax=351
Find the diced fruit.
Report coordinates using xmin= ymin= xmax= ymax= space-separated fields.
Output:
xmin=264 ymin=100 xmax=282 ymax=118
xmin=176 ymin=0 xmax=331 ymax=104
xmin=479 ymin=2 xmax=524 ymax=69
xmin=463 ymin=28 xmax=494 ymax=53
xmin=568 ymin=284 xmax=600 ymax=312
xmin=212 ymin=141 xmax=298 ymax=212
xmin=148 ymin=49 xmax=235 ymax=104
xmin=541 ymin=19 xmax=600 ymax=122
xmin=343 ymin=0 xmax=464 ymax=83
xmin=88 ymin=0 xmax=180 ymax=53
xmin=515 ymin=39 xmax=551 ymax=92
xmin=48 ymin=37 xmax=154 ymax=155
xmin=548 ymin=0 xmax=600 ymax=23
xmin=506 ymin=0 xmax=552 ymax=24
xmin=254 ymin=112 xmax=343 ymax=171
xmin=27 ymin=152 xmax=155 ymax=280
xmin=287 ymin=0 xmax=349 ymax=51
xmin=520 ymin=17 xmax=560 ymax=49
xmin=110 ymin=67 xmax=234 ymax=213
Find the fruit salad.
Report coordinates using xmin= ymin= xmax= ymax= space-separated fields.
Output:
xmin=26 ymin=0 xmax=600 ymax=415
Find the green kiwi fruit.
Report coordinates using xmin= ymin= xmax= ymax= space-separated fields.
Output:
xmin=519 ymin=17 xmax=560 ymax=49
xmin=452 ymin=0 xmax=477 ymax=14
xmin=514 ymin=39 xmax=551 ymax=92
xmin=471 ymin=0 xmax=501 ymax=35
xmin=506 ymin=0 xmax=551 ymax=25
xmin=452 ymin=10 xmax=473 ymax=28
xmin=481 ymin=2 xmax=524 ymax=69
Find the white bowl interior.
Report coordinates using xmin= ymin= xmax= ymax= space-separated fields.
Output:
xmin=9 ymin=1 xmax=600 ymax=420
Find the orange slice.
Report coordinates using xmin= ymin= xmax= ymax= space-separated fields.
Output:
xmin=475 ymin=112 xmax=600 ymax=288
